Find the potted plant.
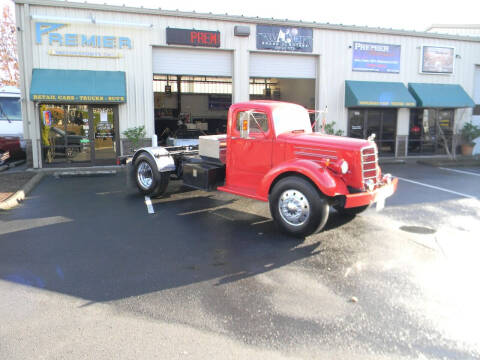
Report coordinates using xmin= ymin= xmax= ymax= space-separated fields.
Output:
xmin=460 ymin=121 xmax=480 ymax=156
xmin=122 ymin=125 xmax=146 ymax=154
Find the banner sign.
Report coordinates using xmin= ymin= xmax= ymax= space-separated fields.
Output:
xmin=32 ymin=94 xmax=125 ymax=103
xmin=166 ymin=28 xmax=220 ymax=48
xmin=352 ymin=42 xmax=401 ymax=73
xmin=421 ymin=46 xmax=454 ymax=74
xmin=256 ymin=25 xmax=313 ymax=52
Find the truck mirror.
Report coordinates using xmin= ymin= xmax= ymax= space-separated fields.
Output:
xmin=240 ymin=114 xmax=249 ymax=139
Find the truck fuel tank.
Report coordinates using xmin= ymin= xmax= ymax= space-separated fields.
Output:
xmin=182 ymin=157 xmax=226 ymax=191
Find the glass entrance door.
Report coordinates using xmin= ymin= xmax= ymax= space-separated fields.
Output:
xmin=90 ymin=106 xmax=118 ymax=164
xmin=348 ymin=108 xmax=397 ymax=156
xmin=408 ymin=109 xmax=454 ymax=155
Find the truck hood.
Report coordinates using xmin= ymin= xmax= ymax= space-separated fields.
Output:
xmin=278 ymin=131 xmax=371 ymax=151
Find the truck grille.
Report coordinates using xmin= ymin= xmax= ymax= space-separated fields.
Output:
xmin=361 ymin=145 xmax=378 ymax=189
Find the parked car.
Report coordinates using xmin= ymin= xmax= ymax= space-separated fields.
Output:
xmin=48 ymin=126 xmax=85 ymax=157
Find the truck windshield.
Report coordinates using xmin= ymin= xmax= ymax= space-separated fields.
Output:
xmin=272 ymin=104 xmax=312 ymax=136
xmin=0 ymin=98 xmax=22 ymax=121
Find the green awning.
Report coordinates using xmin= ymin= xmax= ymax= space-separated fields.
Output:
xmin=30 ymin=69 xmax=126 ymax=103
xmin=408 ymin=83 xmax=475 ymax=108
xmin=345 ymin=80 xmax=416 ymax=108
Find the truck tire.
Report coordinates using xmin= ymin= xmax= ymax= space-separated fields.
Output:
xmin=334 ymin=204 xmax=370 ymax=216
xmin=269 ymin=176 xmax=329 ymax=237
xmin=134 ymin=153 xmax=169 ymax=197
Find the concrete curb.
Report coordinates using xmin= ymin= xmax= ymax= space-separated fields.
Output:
xmin=0 ymin=160 xmax=27 ymax=173
xmin=53 ymin=170 xmax=117 ymax=178
xmin=378 ymin=159 xmax=406 ymax=165
xmin=0 ymin=173 xmax=45 ymax=210
xmin=417 ymin=158 xmax=480 ymax=167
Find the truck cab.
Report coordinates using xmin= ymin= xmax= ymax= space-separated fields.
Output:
xmin=131 ymin=101 xmax=397 ymax=237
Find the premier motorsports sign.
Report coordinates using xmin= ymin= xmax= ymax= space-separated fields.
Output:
xmin=35 ymin=22 xmax=133 ymax=58
xmin=352 ymin=42 xmax=401 ymax=73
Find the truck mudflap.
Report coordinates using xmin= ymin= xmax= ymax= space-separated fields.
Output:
xmin=344 ymin=177 xmax=398 ymax=209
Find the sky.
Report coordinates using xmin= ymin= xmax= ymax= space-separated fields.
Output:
xmin=1 ymin=0 xmax=479 ymax=32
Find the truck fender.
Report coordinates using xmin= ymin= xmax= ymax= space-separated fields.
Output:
xmin=258 ymin=159 xmax=348 ymax=199
xmin=131 ymin=147 xmax=176 ymax=173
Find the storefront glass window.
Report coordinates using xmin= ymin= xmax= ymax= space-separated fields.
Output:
xmin=408 ymin=109 xmax=454 ymax=155
xmin=348 ymin=108 xmax=397 ymax=156
xmin=39 ymin=104 xmax=118 ymax=166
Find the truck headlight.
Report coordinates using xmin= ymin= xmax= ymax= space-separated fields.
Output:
xmin=340 ymin=160 xmax=349 ymax=174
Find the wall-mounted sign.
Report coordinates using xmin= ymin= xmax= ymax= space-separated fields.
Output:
xmin=35 ymin=22 xmax=132 ymax=58
xmin=256 ymin=25 xmax=312 ymax=52
xmin=420 ymin=46 xmax=454 ymax=74
xmin=32 ymin=94 xmax=125 ymax=103
xmin=352 ymin=42 xmax=401 ymax=73
xmin=208 ymin=95 xmax=232 ymax=110
xmin=166 ymin=28 xmax=220 ymax=48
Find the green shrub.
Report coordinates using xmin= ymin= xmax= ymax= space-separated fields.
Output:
xmin=123 ymin=126 xmax=146 ymax=151
xmin=461 ymin=122 xmax=480 ymax=145
xmin=323 ymin=121 xmax=344 ymax=136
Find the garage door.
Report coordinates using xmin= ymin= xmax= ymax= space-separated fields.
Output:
xmin=250 ymin=53 xmax=317 ymax=79
xmin=152 ymin=48 xmax=232 ymax=76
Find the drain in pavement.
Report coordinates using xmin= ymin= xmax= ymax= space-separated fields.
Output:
xmin=399 ymin=225 xmax=436 ymax=234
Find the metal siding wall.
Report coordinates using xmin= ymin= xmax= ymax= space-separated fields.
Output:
xmin=316 ymin=28 xmax=480 ymax=134
xmin=22 ymin=3 xmax=480 ymax=164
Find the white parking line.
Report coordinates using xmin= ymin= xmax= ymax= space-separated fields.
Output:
xmin=144 ymin=196 xmax=154 ymax=214
xmin=397 ymin=177 xmax=476 ymax=199
xmin=439 ymin=167 xmax=480 ymax=177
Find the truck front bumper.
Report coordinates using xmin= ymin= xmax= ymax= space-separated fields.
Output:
xmin=344 ymin=177 xmax=398 ymax=208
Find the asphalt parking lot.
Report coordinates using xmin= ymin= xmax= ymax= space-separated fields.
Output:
xmin=0 ymin=163 xmax=479 ymax=359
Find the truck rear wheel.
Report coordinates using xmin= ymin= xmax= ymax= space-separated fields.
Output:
xmin=134 ymin=154 xmax=169 ymax=197
xmin=269 ymin=176 xmax=329 ymax=237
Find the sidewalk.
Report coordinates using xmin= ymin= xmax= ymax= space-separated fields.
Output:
xmin=0 ymin=171 xmax=44 ymax=210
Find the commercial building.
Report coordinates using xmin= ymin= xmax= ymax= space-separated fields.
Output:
xmin=14 ymin=0 xmax=480 ymax=168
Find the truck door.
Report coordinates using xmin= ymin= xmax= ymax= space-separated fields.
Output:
xmin=227 ymin=109 xmax=273 ymax=191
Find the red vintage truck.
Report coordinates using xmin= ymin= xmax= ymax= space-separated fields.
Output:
xmin=129 ymin=101 xmax=398 ymax=237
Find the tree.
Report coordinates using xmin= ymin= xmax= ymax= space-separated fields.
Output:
xmin=0 ymin=2 xmax=19 ymax=87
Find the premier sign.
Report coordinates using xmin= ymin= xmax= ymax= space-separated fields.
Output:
xmin=166 ymin=28 xmax=220 ymax=48
xmin=35 ymin=22 xmax=132 ymax=49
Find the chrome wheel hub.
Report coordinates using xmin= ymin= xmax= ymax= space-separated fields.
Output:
xmin=278 ymin=189 xmax=310 ymax=226
xmin=137 ymin=161 xmax=153 ymax=189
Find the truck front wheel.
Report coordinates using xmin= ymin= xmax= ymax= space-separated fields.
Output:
xmin=269 ymin=176 xmax=329 ymax=237
xmin=134 ymin=154 xmax=169 ymax=197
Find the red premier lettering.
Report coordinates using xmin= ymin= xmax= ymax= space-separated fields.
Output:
xmin=190 ymin=31 xmax=219 ymax=46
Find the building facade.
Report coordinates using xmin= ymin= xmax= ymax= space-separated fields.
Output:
xmin=15 ymin=0 xmax=480 ymax=168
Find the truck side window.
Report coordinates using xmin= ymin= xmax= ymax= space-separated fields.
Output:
xmin=236 ymin=111 xmax=269 ymax=133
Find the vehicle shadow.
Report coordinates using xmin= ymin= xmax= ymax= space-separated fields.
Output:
xmin=0 ymin=177 xmax=329 ymax=304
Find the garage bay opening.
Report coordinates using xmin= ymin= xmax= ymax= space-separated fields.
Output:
xmin=153 ymin=75 xmax=232 ymax=146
